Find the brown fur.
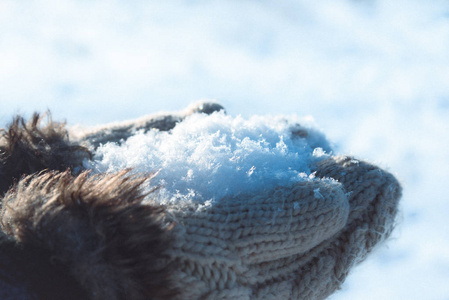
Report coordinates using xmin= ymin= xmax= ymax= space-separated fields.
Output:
xmin=0 ymin=113 xmax=91 ymax=195
xmin=1 ymin=171 xmax=177 ymax=300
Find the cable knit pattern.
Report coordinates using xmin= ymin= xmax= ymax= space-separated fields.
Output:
xmin=160 ymin=156 xmax=401 ymax=299
xmin=74 ymin=102 xmax=225 ymax=149
xmin=0 ymin=102 xmax=402 ymax=299
xmin=74 ymin=103 xmax=401 ymax=299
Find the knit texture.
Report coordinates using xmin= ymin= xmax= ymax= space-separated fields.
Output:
xmin=74 ymin=103 xmax=401 ymax=299
xmin=74 ymin=102 xmax=225 ymax=149
xmin=0 ymin=102 xmax=402 ymax=299
xmin=160 ymin=156 xmax=401 ymax=299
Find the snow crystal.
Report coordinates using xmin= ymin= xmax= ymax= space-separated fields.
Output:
xmin=313 ymin=188 xmax=324 ymax=199
xmin=85 ymin=112 xmax=331 ymax=204
xmin=3 ymin=0 xmax=449 ymax=297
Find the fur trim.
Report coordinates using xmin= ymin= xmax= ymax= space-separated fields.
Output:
xmin=0 ymin=113 xmax=91 ymax=195
xmin=0 ymin=171 xmax=177 ymax=300
xmin=0 ymin=231 xmax=90 ymax=299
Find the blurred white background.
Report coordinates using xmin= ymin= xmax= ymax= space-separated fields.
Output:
xmin=1 ymin=1 xmax=449 ymax=299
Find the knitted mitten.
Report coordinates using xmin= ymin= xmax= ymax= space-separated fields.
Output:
xmin=159 ymin=156 xmax=401 ymax=299
xmin=73 ymin=102 xmax=225 ymax=149
xmin=0 ymin=102 xmax=401 ymax=300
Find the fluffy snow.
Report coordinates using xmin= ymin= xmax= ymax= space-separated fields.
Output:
xmin=1 ymin=0 xmax=449 ymax=299
xmin=86 ymin=112 xmax=330 ymax=204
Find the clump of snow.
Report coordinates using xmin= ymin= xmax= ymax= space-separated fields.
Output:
xmin=85 ymin=112 xmax=331 ymax=204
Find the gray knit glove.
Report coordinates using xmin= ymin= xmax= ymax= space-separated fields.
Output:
xmin=76 ymin=102 xmax=401 ymax=299
xmin=0 ymin=103 xmax=401 ymax=300
xmin=160 ymin=156 xmax=401 ymax=299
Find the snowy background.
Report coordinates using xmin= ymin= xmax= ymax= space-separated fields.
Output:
xmin=1 ymin=0 xmax=449 ymax=299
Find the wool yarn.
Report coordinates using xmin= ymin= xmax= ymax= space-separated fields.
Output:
xmin=0 ymin=102 xmax=401 ymax=299
xmin=160 ymin=155 xmax=400 ymax=299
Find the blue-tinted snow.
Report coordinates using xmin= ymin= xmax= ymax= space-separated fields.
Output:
xmin=86 ymin=112 xmax=330 ymax=204
xmin=1 ymin=0 xmax=448 ymax=298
